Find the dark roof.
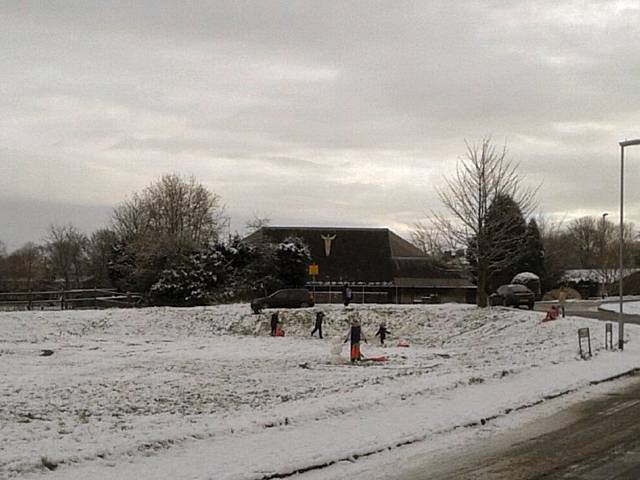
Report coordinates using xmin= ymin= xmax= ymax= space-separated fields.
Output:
xmin=388 ymin=231 xmax=424 ymax=257
xmin=391 ymin=257 xmax=466 ymax=280
xmin=245 ymin=226 xmax=394 ymax=282
xmin=244 ymin=226 xmax=473 ymax=288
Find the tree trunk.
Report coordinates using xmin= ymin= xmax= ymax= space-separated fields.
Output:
xmin=477 ymin=263 xmax=488 ymax=307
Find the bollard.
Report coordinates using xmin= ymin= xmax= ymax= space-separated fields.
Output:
xmin=605 ymin=323 xmax=613 ymax=350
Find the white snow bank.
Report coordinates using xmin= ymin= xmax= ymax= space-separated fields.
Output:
xmin=2 ymin=303 xmax=639 ymax=480
xmin=512 ymin=271 xmax=539 ymax=282
xmin=600 ymin=300 xmax=640 ymax=315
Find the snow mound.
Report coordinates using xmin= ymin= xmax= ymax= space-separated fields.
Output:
xmin=512 ymin=271 xmax=540 ymax=282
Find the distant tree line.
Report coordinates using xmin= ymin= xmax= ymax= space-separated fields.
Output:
xmin=0 ymin=174 xmax=310 ymax=306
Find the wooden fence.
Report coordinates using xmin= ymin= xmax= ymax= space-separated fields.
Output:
xmin=0 ymin=289 xmax=142 ymax=311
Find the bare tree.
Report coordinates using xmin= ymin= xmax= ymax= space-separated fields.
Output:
xmin=0 ymin=240 xmax=6 ymax=285
xmin=87 ymin=229 xmax=117 ymax=288
xmin=599 ymin=219 xmax=636 ymax=289
xmin=567 ymin=217 xmax=600 ymax=269
xmin=111 ymin=193 xmax=149 ymax=243
xmin=537 ymin=214 xmax=637 ymax=293
xmin=534 ymin=214 xmax=566 ymax=242
xmin=6 ymin=242 xmax=43 ymax=290
xmin=245 ymin=215 xmax=271 ymax=234
xmin=110 ymin=174 xmax=225 ymax=293
xmin=46 ymin=224 xmax=88 ymax=289
xmin=409 ymin=219 xmax=451 ymax=260
xmin=435 ymin=138 xmax=537 ymax=307
xmin=112 ymin=174 xmax=224 ymax=251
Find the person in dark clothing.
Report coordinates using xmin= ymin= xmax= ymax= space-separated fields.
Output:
xmin=270 ymin=312 xmax=279 ymax=336
xmin=342 ymin=283 xmax=353 ymax=307
xmin=311 ymin=311 xmax=325 ymax=338
xmin=374 ymin=323 xmax=390 ymax=345
xmin=344 ymin=318 xmax=366 ymax=362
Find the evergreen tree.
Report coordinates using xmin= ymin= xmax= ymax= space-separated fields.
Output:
xmin=275 ymin=236 xmax=311 ymax=287
xmin=212 ymin=235 xmax=277 ymax=300
xmin=149 ymin=245 xmax=226 ymax=306
xmin=466 ymin=193 xmax=527 ymax=293
xmin=520 ymin=219 xmax=545 ymax=277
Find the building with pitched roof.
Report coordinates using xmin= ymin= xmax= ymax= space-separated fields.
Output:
xmin=245 ymin=226 xmax=476 ymax=304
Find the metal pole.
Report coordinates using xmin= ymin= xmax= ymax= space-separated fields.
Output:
xmin=602 ymin=212 xmax=608 ymax=297
xmin=619 ymin=145 xmax=625 ymax=350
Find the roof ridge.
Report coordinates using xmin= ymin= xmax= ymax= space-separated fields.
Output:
xmin=262 ymin=226 xmax=389 ymax=231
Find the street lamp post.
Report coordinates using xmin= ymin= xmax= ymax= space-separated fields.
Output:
xmin=602 ymin=212 xmax=608 ymax=298
xmin=618 ymin=139 xmax=640 ymax=350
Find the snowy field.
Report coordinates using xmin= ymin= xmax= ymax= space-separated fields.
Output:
xmin=2 ymin=304 xmax=640 ymax=480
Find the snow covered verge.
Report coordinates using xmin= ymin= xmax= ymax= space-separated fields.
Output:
xmin=2 ymin=304 xmax=640 ymax=480
xmin=600 ymin=299 xmax=640 ymax=315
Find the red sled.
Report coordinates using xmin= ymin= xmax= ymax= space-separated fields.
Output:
xmin=397 ymin=340 xmax=410 ymax=348
xmin=363 ymin=356 xmax=387 ymax=362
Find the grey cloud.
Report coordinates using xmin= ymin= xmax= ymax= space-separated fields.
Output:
xmin=3 ymin=1 xmax=640 ymax=246
xmin=0 ymin=197 xmax=113 ymax=250
xmin=258 ymin=156 xmax=327 ymax=170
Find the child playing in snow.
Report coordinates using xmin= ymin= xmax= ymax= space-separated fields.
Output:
xmin=275 ymin=313 xmax=285 ymax=337
xmin=558 ymin=286 xmax=568 ymax=318
xmin=374 ymin=323 xmax=390 ymax=345
xmin=342 ymin=283 xmax=353 ymax=307
xmin=311 ymin=311 xmax=324 ymax=339
xmin=270 ymin=312 xmax=279 ymax=336
xmin=344 ymin=317 xmax=366 ymax=362
xmin=543 ymin=305 xmax=559 ymax=322
xmin=275 ymin=322 xmax=285 ymax=336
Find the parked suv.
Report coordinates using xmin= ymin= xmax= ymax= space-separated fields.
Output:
xmin=489 ymin=284 xmax=535 ymax=309
xmin=251 ymin=288 xmax=315 ymax=313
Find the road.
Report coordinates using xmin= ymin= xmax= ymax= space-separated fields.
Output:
xmin=394 ymin=303 xmax=640 ymax=480
xmin=534 ymin=299 xmax=640 ymax=325
xmin=397 ymin=374 xmax=640 ymax=479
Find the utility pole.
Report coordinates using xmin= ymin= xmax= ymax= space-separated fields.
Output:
xmin=601 ymin=212 xmax=608 ymax=297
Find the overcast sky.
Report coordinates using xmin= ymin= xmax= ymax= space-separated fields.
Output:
xmin=2 ymin=1 xmax=640 ymax=250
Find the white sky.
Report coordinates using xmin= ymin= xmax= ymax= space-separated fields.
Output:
xmin=2 ymin=1 xmax=640 ymax=249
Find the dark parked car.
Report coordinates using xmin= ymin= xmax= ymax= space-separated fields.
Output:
xmin=251 ymin=288 xmax=315 ymax=313
xmin=490 ymin=284 xmax=535 ymax=309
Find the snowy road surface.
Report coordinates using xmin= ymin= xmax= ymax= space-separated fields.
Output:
xmin=395 ymin=374 xmax=640 ymax=479
xmin=2 ymin=304 xmax=640 ymax=479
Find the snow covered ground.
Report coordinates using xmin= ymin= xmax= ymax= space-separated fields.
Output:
xmin=2 ymin=303 xmax=640 ymax=480
xmin=600 ymin=299 xmax=640 ymax=315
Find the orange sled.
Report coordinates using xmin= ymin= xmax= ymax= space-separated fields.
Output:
xmin=362 ymin=356 xmax=388 ymax=362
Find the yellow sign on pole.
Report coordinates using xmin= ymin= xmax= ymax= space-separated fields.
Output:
xmin=308 ymin=264 xmax=319 ymax=276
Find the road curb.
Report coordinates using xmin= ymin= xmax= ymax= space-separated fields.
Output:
xmin=257 ymin=368 xmax=640 ymax=480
